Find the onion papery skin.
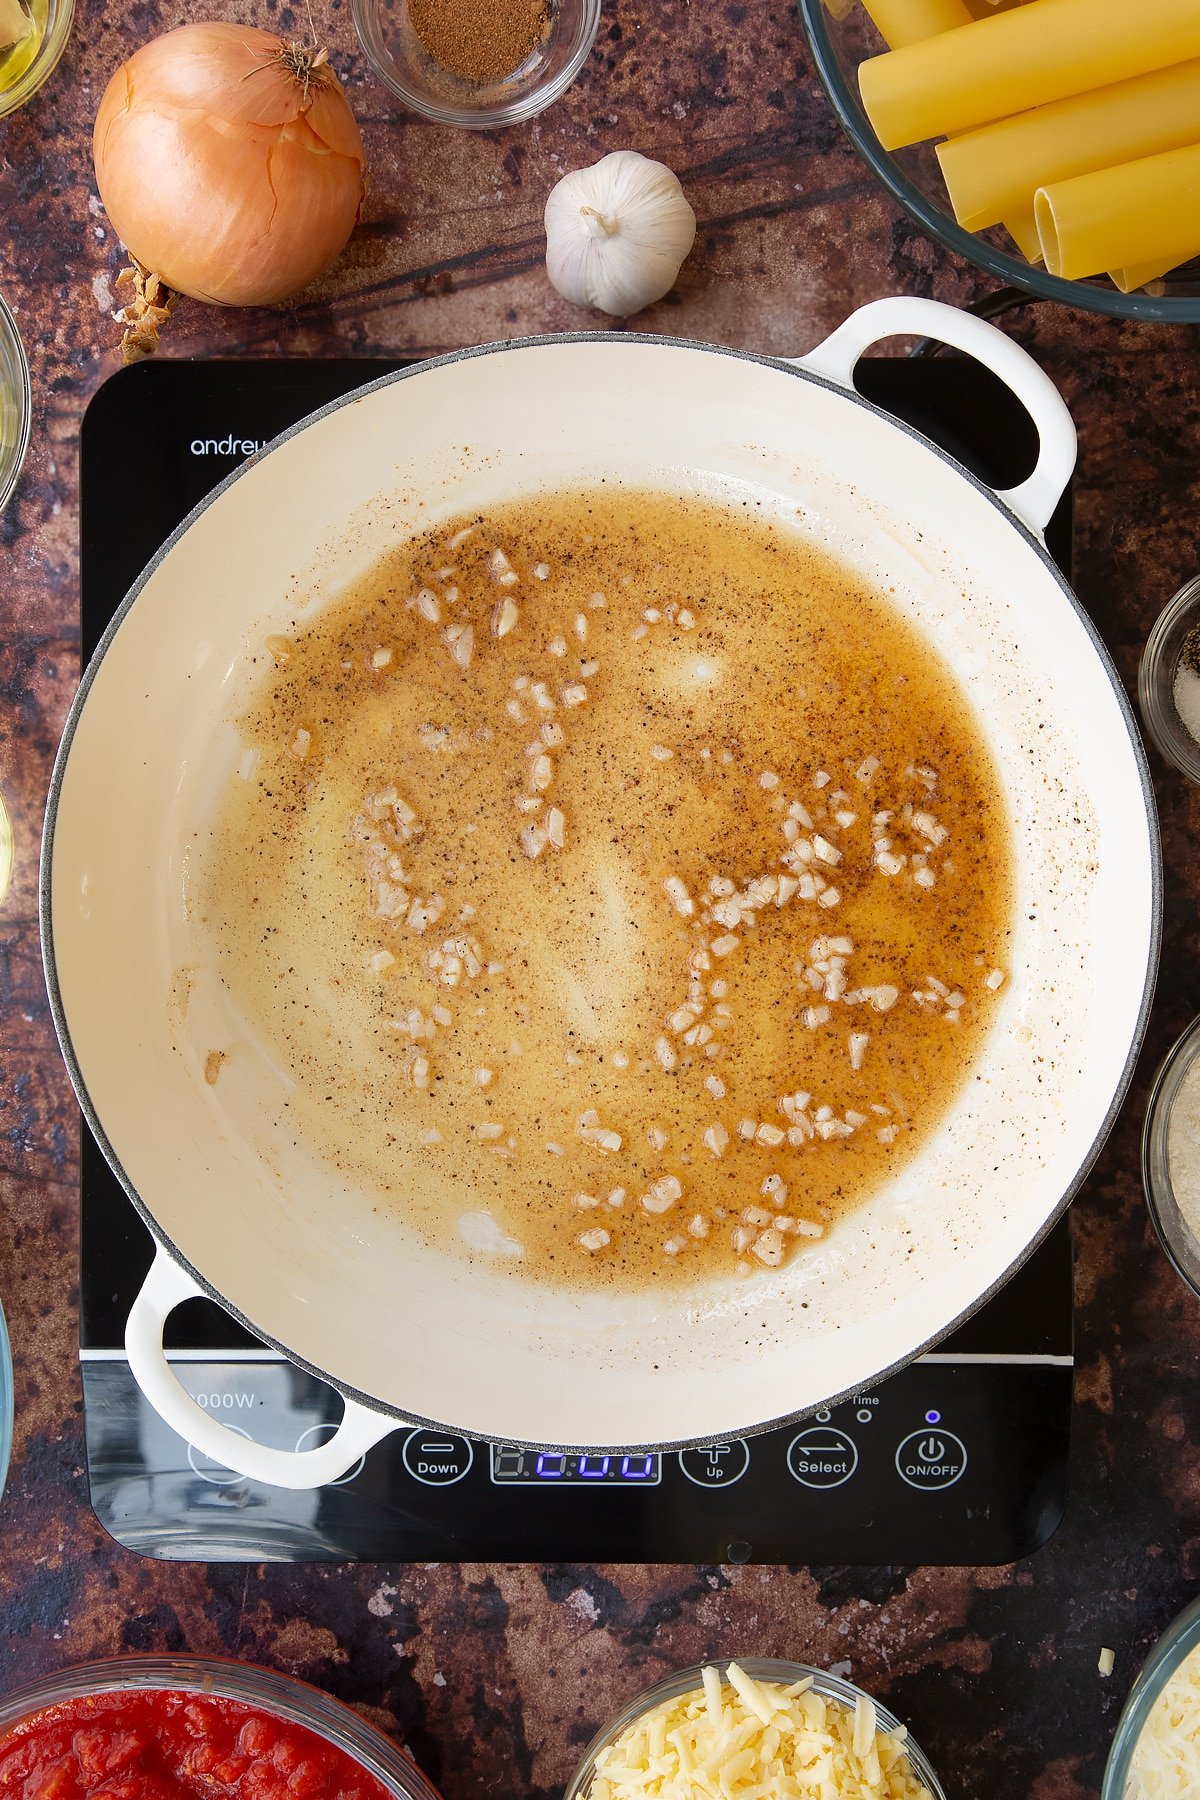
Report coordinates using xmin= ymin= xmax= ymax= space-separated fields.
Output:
xmin=93 ymin=23 xmax=368 ymax=308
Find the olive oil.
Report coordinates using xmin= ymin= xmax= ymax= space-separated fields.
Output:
xmin=202 ymin=489 xmax=1013 ymax=1293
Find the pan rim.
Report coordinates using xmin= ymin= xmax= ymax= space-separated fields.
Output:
xmin=42 ymin=331 xmax=1161 ymax=1452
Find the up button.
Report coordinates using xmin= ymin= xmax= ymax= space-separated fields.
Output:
xmin=895 ymin=1428 xmax=967 ymax=1491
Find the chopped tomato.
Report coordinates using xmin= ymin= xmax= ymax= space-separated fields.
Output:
xmin=0 ymin=1691 xmax=401 ymax=1800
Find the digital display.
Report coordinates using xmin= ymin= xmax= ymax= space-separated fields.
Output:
xmin=490 ymin=1448 xmax=662 ymax=1486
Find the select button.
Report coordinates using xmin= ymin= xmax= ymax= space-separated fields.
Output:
xmin=786 ymin=1426 xmax=858 ymax=1489
xmin=402 ymin=1429 xmax=475 ymax=1486
xmin=895 ymin=1428 xmax=967 ymax=1491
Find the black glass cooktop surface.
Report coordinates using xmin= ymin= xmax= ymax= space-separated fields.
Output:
xmin=78 ymin=352 xmax=1074 ymax=1564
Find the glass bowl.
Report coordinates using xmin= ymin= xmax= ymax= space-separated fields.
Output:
xmin=351 ymin=0 xmax=601 ymax=128
xmin=795 ymin=0 xmax=1200 ymax=322
xmin=0 ymin=1657 xmax=443 ymax=1799
xmin=0 ymin=0 xmax=74 ymax=120
xmin=0 ymin=291 xmax=30 ymax=516
xmin=1139 ymin=575 xmax=1200 ymax=784
xmin=1102 ymin=1596 xmax=1200 ymax=1797
xmin=563 ymin=1659 xmax=946 ymax=1799
xmin=1142 ymin=1014 xmax=1200 ymax=1302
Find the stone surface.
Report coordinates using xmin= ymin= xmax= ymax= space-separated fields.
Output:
xmin=1 ymin=1 xmax=1199 ymax=1795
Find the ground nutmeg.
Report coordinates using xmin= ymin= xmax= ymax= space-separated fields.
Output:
xmin=410 ymin=0 xmax=551 ymax=84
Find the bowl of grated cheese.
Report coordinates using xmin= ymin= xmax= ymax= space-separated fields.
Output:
xmin=1102 ymin=1598 xmax=1200 ymax=1800
xmin=563 ymin=1658 xmax=944 ymax=1800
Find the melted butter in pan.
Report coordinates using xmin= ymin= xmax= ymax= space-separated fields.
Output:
xmin=202 ymin=489 xmax=1013 ymax=1292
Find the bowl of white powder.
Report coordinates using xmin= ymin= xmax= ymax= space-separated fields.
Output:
xmin=1139 ymin=576 xmax=1200 ymax=784
xmin=1143 ymin=1016 xmax=1200 ymax=1301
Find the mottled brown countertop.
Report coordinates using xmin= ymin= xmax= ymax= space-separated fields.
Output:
xmin=2 ymin=0 xmax=1200 ymax=1795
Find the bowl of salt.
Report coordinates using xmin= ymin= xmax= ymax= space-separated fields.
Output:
xmin=1143 ymin=1017 xmax=1200 ymax=1301
xmin=1139 ymin=575 xmax=1200 ymax=784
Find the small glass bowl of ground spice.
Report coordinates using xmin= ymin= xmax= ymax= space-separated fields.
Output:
xmin=352 ymin=0 xmax=600 ymax=128
xmin=1139 ymin=575 xmax=1200 ymax=784
xmin=1143 ymin=1016 xmax=1200 ymax=1302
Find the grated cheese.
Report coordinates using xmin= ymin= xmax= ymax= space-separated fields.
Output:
xmin=587 ymin=1663 xmax=933 ymax=1799
xmin=1128 ymin=1641 xmax=1200 ymax=1799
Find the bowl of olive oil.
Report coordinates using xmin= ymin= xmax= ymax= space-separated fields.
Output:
xmin=0 ymin=0 xmax=73 ymax=117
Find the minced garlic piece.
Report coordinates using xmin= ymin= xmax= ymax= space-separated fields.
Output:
xmin=588 ymin=1662 xmax=933 ymax=1799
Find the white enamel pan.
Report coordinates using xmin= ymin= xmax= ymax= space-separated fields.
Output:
xmin=42 ymin=298 xmax=1159 ymax=1488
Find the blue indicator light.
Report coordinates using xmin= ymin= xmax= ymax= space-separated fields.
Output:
xmin=536 ymin=1453 xmax=566 ymax=1478
xmin=621 ymin=1455 xmax=655 ymax=1480
xmin=925 ymin=1410 xmax=941 ymax=1425
xmin=579 ymin=1455 xmax=610 ymax=1479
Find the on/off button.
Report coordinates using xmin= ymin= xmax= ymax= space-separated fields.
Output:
xmin=895 ymin=1428 xmax=967 ymax=1491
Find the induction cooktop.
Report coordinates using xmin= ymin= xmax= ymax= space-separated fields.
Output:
xmin=78 ymin=351 xmax=1075 ymax=1565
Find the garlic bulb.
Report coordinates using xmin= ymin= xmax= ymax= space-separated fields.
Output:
xmin=544 ymin=150 xmax=697 ymax=318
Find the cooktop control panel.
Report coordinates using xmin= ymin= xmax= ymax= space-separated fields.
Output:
xmin=81 ymin=1329 xmax=1070 ymax=1565
xmin=81 ymin=1119 xmax=1072 ymax=1566
xmin=79 ymin=355 xmax=1074 ymax=1567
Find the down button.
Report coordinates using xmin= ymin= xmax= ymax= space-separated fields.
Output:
xmin=402 ymin=1429 xmax=475 ymax=1486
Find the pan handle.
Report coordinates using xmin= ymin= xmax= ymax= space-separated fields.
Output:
xmin=796 ymin=296 xmax=1077 ymax=538
xmin=125 ymin=1245 xmax=400 ymax=1490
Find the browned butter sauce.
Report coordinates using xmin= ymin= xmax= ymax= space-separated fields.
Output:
xmin=202 ymin=488 xmax=1013 ymax=1291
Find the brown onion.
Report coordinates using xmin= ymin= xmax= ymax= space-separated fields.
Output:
xmin=93 ymin=22 xmax=367 ymax=308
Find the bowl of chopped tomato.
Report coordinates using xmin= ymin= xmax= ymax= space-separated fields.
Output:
xmin=0 ymin=1657 xmax=443 ymax=1800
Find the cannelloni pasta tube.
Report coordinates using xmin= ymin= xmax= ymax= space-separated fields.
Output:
xmin=1110 ymin=253 xmax=1199 ymax=294
xmin=860 ymin=0 xmax=1200 ymax=151
xmin=1003 ymin=208 xmax=1041 ymax=262
xmin=937 ymin=59 xmax=1200 ymax=231
xmin=861 ymin=0 xmax=972 ymax=49
xmin=1035 ymin=140 xmax=1200 ymax=279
